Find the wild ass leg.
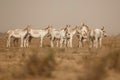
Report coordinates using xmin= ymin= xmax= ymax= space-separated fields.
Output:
xmin=50 ymin=38 xmax=54 ymax=47
xmin=60 ymin=39 xmax=63 ymax=48
xmin=40 ymin=37 xmax=43 ymax=47
xmin=79 ymin=37 xmax=83 ymax=48
xmin=56 ymin=40 xmax=59 ymax=47
xmin=99 ymin=38 xmax=102 ymax=48
xmin=23 ymin=38 xmax=29 ymax=48
xmin=63 ymin=39 xmax=67 ymax=47
xmin=14 ymin=38 xmax=19 ymax=47
xmin=89 ymin=40 xmax=93 ymax=48
xmin=24 ymin=35 xmax=30 ymax=48
xmin=94 ymin=38 xmax=98 ymax=48
xmin=51 ymin=40 xmax=54 ymax=47
xmin=79 ymin=40 xmax=82 ymax=48
xmin=69 ymin=39 xmax=72 ymax=48
xmin=20 ymin=38 xmax=24 ymax=47
xmin=7 ymin=36 xmax=11 ymax=47
xmin=67 ymin=39 xmax=70 ymax=47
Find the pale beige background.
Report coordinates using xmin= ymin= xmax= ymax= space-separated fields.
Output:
xmin=0 ymin=0 xmax=120 ymax=35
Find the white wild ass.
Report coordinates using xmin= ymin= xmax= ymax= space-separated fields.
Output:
xmin=6 ymin=26 xmax=30 ymax=48
xmin=6 ymin=30 xmax=19 ymax=47
xmin=77 ymin=23 xmax=90 ymax=47
xmin=49 ymin=26 xmax=69 ymax=48
xmin=89 ymin=26 xmax=107 ymax=48
xmin=65 ymin=25 xmax=79 ymax=48
xmin=27 ymin=26 xmax=52 ymax=47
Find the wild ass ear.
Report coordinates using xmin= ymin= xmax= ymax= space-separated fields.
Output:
xmin=27 ymin=24 xmax=31 ymax=27
xmin=66 ymin=24 xmax=70 ymax=28
xmin=48 ymin=25 xmax=50 ymax=28
xmin=75 ymin=25 xmax=79 ymax=29
xmin=64 ymin=25 xmax=68 ymax=31
xmin=27 ymin=24 xmax=31 ymax=29
xmin=66 ymin=25 xmax=68 ymax=27
xmin=68 ymin=25 xmax=70 ymax=27
xmin=23 ymin=25 xmax=30 ymax=31
xmin=101 ymin=26 xmax=104 ymax=30
xmin=47 ymin=25 xmax=51 ymax=29
xmin=75 ymin=25 xmax=77 ymax=28
xmin=47 ymin=25 xmax=52 ymax=30
xmin=81 ymin=22 xmax=85 ymax=26
xmin=50 ymin=25 xmax=52 ymax=28
xmin=79 ymin=26 xmax=82 ymax=30
xmin=64 ymin=27 xmax=67 ymax=31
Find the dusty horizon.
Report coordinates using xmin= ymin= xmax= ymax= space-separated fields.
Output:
xmin=0 ymin=0 xmax=120 ymax=35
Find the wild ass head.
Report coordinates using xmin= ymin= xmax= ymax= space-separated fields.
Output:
xmin=64 ymin=25 xmax=71 ymax=34
xmin=23 ymin=25 xmax=31 ymax=33
xmin=79 ymin=23 xmax=90 ymax=37
xmin=101 ymin=26 xmax=107 ymax=37
xmin=45 ymin=25 xmax=52 ymax=34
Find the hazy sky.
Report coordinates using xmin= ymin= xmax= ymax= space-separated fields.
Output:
xmin=0 ymin=0 xmax=120 ymax=35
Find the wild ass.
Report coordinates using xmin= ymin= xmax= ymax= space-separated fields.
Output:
xmin=65 ymin=25 xmax=79 ymax=48
xmin=89 ymin=26 xmax=107 ymax=48
xmin=49 ymin=26 xmax=69 ymax=48
xmin=6 ymin=26 xmax=30 ymax=47
xmin=27 ymin=26 xmax=52 ymax=47
xmin=77 ymin=23 xmax=90 ymax=47
xmin=6 ymin=30 xmax=19 ymax=47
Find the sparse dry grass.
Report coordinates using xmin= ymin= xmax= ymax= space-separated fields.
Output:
xmin=78 ymin=36 xmax=120 ymax=80
xmin=0 ymin=35 xmax=120 ymax=80
xmin=24 ymin=48 xmax=56 ymax=77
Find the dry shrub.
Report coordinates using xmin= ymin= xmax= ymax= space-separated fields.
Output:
xmin=24 ymin=48 xmax=56 ymax=77
xmin=103 ymin=36 xmax=120 ymax=72
xmin=78 ymin=54 xmax=107 ymax=80
xmin=78 ymin=37 xmax=120 ymax=80
xmin=106 ymin=48 xmax=120 ymax=72
xmin=57 ymin=48 xmax=66 ymax=53
xmin=0 ymin=63 xmax=26 ymax=80
xmin=0 ymin=48 xmax=56 ymax=80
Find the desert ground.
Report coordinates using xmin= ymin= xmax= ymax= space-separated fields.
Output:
xmin=0 ymin=33 xmax=120 ymax=80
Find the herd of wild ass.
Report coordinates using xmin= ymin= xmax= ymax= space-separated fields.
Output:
xmin=6 ymin=23 xmax=107 ymax=48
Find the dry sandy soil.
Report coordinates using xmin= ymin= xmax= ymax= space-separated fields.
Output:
xmin=0 ymin=34 xmax=120 ymax=80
